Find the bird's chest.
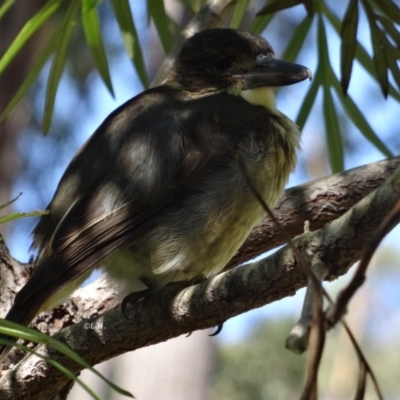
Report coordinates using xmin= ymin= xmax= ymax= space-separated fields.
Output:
xmin=197 ymin=141 xmax=291 ymax=276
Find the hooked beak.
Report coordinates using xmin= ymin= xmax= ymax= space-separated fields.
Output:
xmin=243 ymin=54 xmax=312 ymax=89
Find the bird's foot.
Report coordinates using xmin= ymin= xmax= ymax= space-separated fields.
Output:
xmin=121 ymin=288 xmax=153 ymax=320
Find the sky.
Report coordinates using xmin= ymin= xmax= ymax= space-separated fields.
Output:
xmin=5 ymin=0 xmax=400 ymax=347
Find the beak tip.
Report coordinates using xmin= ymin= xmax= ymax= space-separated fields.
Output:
xmin=300 ymin=67 xmax=312 ymax=83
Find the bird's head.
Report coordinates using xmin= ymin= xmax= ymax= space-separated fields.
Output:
xmin=165 ymin=28 xmax=311 ymax=111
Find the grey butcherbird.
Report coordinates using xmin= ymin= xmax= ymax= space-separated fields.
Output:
xmin=0 ymin=28 xmax=311 ymax=362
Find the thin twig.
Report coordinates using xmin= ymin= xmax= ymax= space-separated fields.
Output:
xmin=236 ymin=152 xmax=385 ymax=400
xmin=326 ymin=198 xmax=400 ymax=326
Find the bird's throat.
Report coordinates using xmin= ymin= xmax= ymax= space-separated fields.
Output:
xmin=240 ymin=87 xmax=276 ymax=112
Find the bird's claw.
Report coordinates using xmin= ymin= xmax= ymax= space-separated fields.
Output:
xmin=209 ymin=323 xmax=224 ymax=336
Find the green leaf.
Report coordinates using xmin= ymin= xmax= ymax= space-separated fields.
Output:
xmin=317 ymin=14 xmax=343 ymax=172
xmin=295 ymin=68 xmax=321 ymax=128
xmin=81 ymin=0 xmax=114 ymax=96
xmin=282 ymin=17 xmax=321 ymax=128
xmin=230 ymin=0 xmax=250 ymax=29
xmin=371 ymin=26 xmax=389 ymax=98
xmin=281 ymin=15 xmax=313 ymax=62
xmin=303 ymin=0 xmax=314 ymax=16
xmin=323 ymin=85 xmax=344 ymax=173
xmin=354 ymin=40 xmax=400 ymax=101
xmin=0 ymin=338 xmax=104 ymax=400
xmin=385 ymin=45 xmax=400 ymax=90
xmin=340 ymin=0 xmax=358 ymax=94
xmin=147 ymin=0 xmax=173 ymax=54
xmin=322 ymin=2 xmax=400 ymax=102
xmin=43 ymin=0 xmax=80 ymax=133
xmin=0 ymin=0 xmax=15 ymax=20
xmin=320 ymin=3 xmax=340 ymax=31
xmin=375 ymin=0 xmax=400 ymax=26
xmin=0 ymin=210 xmax=49 ymax=225
xmin=0 ymin=193 xmax=22 ymax=211
xmin=363 ymin=1 xmax=389 ymax=97
xmin=46 ymin=358 xmax=105 ymax=400
xmin=249 ymin=14 xmax=274 ymax=35
xmin=257 ymin=0 xmax=303 ymax=16
xmin=0 ymin=0 xmax=62 ymax=75
xmin=317 ymin=14 xmax=330 ymax=72
xmin=49 ymin=364 xmax=103 ymax=399
xmin=331 ymin=73 xmax=393 ymax=158
xmin=110 ymin=0 xmax=148 ymax=88
xmin=0 ymin=25 xmax=62 ymax=122
xmin=0 ymin=320 xmax=134 ymax=398
xmin=377 ymin=15 xmax=400 ymax=45
xmin=321 ymin=6 xmax=394 ymax=157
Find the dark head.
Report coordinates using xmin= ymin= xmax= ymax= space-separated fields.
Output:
xmin=164 ymin=29 xmax=311 ymax=100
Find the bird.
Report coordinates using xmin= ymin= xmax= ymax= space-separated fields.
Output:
xmin=0 ymin=28 xmax=311 ymax=361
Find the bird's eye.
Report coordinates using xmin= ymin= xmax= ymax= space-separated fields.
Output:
xmin=213 ymin=57 xmax=231 ymax=70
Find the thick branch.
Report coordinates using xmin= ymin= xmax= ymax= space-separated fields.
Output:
xmin=0 ymin=158 xmax=400 ymax=398
xmin=0 ymin=238 xmax=32 ymax=316
xmin=228 ymin=156 xmax=400 ymax=267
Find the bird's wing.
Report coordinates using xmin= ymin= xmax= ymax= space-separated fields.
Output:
xmin=14 ymin=89 xmax=249 ymax=307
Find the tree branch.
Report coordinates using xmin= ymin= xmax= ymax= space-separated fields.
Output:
xmin=228 ymin=156 xmax=400 ymax=267
xmin=0 ymin=157 xmax=400 ymax=398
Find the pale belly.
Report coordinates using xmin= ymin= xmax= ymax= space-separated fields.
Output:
xmin=103 ymin=162 xmax=287 ymax=294
xmin=103 ymin=199 xmax=266 ymax=295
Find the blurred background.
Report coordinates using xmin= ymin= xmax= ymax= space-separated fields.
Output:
xmin=1 ymin=0 xmax=400 ymax=399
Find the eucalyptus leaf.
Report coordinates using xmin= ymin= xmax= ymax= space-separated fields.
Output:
xmin=0 ymin=210 xmax=49 ymax=225
xmin=147 ymin=0 xmax=173 ymax=54
xmin=340 ymin=0 xmax=358 ymax=94
xmin=0 ymin=29 xmax=59 ymax=122
xmin=322 ymin=2 xmax=400 ymax=102
xmin=110 ymin=0 xmax=148 ymax=87
xmin=363 ymin=2 xmax=389 ymax=97
xmin=43 ymin=0 xmax=80 ymax=133
xmin=317 ymin=14 xmax=330 ymax=72
xmin=0 ymin=337 xmax=104 ymax=400
xmin=303 ymin=0 xmax=314 ymax=16
xmin=0 ymin=0 xmax=62 ymax=75
xmin=82 ymin=0 xmax=114 ymax=96
xmin=230 ymin=0 xmax=250 ymax=29
xmin=377 ymin=15 xmax=400 ymax=45
xmin=257 ymin=0 xmax=303 ymax=16
xmin=323 ymin=85 xmax=344 ymax=173
xmin=0 ymin=193 xmax=22 ymax=211
xmin=385 ymin=45 xmax=400 ymax=90
xmin=318 ymin=14 xmax=343 ymax=172
xmin=331 ymin=73 xmax=393 ymax=157
xmin=375 ymin=0 xmax=400 ymax=26
xmin=0 ymin=0 xmax=15 ymax=20
xmin=249 ymin=14 xmax=273 ymax=35
xmin=295 ymin=69 xmax=321 ymax=128
xmin=281 ymin=15 xmax=314 ymax=62
xmin=0 ymin=320 xmax=133 ymax=398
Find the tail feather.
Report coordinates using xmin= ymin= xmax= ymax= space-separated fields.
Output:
xmin=0 ymin=264 xmax=88 ymax=364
